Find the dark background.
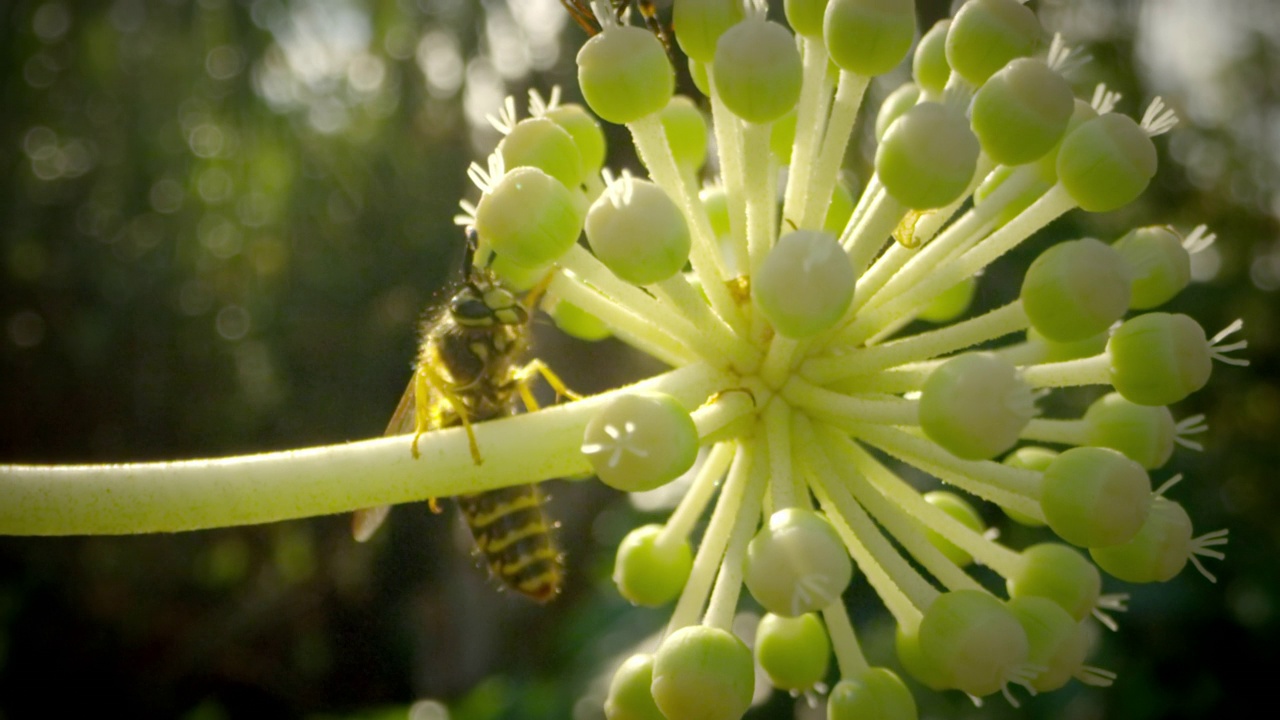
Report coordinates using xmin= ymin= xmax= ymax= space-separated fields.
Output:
xmin=2 ymin=1 xmax=1277 ymax=718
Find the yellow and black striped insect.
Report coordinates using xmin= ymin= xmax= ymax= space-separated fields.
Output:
xmin=353 ymin=229 xmax=567 ymax=603
xmin=561 ymin=0 xmax=674 ymax=60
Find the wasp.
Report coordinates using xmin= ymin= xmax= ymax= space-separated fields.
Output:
xmin=353 ymin=229 xmax=570 ymax=603
xmin=561 ymin=0 xmax=674 ymax=60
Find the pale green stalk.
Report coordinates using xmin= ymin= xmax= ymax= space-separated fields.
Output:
xmin=703 ymin=440 xmax=767 ymax=630
xmin=801 ymin=71 xmax=870 ymax=229
xmin=656 ymin=441 xmax=735 ymax=549
xmin=822 ymin=601 xmax=871 ymax=680
xmin=1020 ymin=354 xmax=1113 ymax=389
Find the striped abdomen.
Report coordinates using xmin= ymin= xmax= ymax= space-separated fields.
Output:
xmin=456 ymin=485 xmax=563 ymax=603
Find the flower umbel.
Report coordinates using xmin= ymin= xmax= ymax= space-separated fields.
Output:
xmin=0 ymin=0 xmax=1248 ymax=718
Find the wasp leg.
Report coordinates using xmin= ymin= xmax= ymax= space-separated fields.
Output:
xmin=513 ymin=359 xmax=582 ymax=410
xmin=413 ymin=362 xmax=485 ymax=466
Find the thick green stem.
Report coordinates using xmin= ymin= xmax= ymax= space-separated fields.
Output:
xmin=0 ymin=364 xmax=729 ymax=536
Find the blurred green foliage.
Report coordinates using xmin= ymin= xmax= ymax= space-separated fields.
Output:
xmin=2 ymin=1 xmax=1278 ymax=719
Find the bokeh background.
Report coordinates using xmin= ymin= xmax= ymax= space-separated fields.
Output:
xmin=2 ymin=0 xmax=1277 ymax=718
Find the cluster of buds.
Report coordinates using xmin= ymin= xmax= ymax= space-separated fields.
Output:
xmin=450 ymin=0 xmax=1248 ymax=717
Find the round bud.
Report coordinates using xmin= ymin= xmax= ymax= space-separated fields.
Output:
xmin=1027 ymin=326 xmax=1111 ymax=363
xmin=689 ymin=57 xmax=712 ymax=96
xmin=919 ymin=352 xmax=1036 ymax=460
xmin=614 ymin=524 xmax=694 ymax=606
xmin=489 ymin=252 xmax=551 ymax=292
xmin=771 ymin=108 xmax=797 ymax=164
xmin=1041 ymin=447 xmax=1152 ymax=548
xmin=744 ymin=509 xmax=853 ymax=617
xmin=1090 ymin=496 xmax=1195 ymax=583
xmin=674 ymin=0 xmax=745 ymax=63
xmin=544 ymin=103 xmax=607 ymax=181
xmin=1057 ymin=113 xmax=1158 ymax=212
xmin=970 ymin=58 xmax=1074 ymax=166
xmin=661 ymin=96 xmax=709 ymax=171
xmin=916 ymin=276 xmax=977 ymax=323
xmin=917 ymin=590 xmax=1029 ymax=697
xmin=1008 ymin=596 xmax=1089 ymax=692
xmin=699 ymin=185 xmax=731 ymax=239
xmin=913 ymin=19 xmax=951 ymax=95
xmin=586 ymin=178 xmax=691 ymax=285
xmin=1033 ymin=97 xmax=1099 ymax=179
xmin=824 ymin=180 xmax=856 ymax=236
xmin=582 ymin=392 xmax=700 ymax=492
xmin=1083 ymin=392 xmax=1176 ymax=469
xmin=894 ymin=625 xmax=948 ymax=690
xmin=1112 ymin=225 xmax=1192 ymax=309
xmin=1006 ymin=543 xmax=1101 ymax=621
xmin=578 ymin=25 xmax=675 ymax=124
xmin=874 ymin=82 xmax=921 ymax=142
xmin=605 ymin=654 xmax=665 ymax=720
xmin=1000 ymin=447 xmax=1056 ymax=526
xmin=1107 ymin=312 xmax=1212 ymax=406
xmin=945 ymin=0 xmax=1041 ymax=86
xmin=922 ymin=491 xmax=985 ymax=567
xmin=827 ymin=668 xmax=917 ymax=720
xmin=1020 ymin=237 xmax=1132 ymax=343
xmin=877 ymin=102 xmax=980 ymax=210
xmin=550 ymin=298 xmax=611 ymax=341
xmin=651 ymin=625 xmax=754 ymax=720
xmin=474 ymin=166 xmax=583 ymax=268
xmin=498 ymin=117 xmax=585 ymax=189
xmin=823 ymin=0 xmax=917 ymax=76
xmin=755 ymin=613 xmax=831 ymax=691
xmin=786 ymin=0 xmax=828 ymax=37
xmin=713 ymin=18 xmax=803 ymax=124
xmin=755 ymin=230 xmax=855 ymax=338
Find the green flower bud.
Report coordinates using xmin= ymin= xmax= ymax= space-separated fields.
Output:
xmin=578 ymin=25 xmax=675 ymax=124
xmin=544 ymin=102 xmax=607 ymax=181
xmin=1040 ymin=447 xmax=1152 ymax=548
xmin=823 ymin=0 xmax=917 ymax=76
xmin=918 ymin=590 xmax=1029 ymax=697
xmin=1006 ymin=543 xmax=1102 ymax=622
xmin=1027 ymin=326 xmax=1111 ymax=363
xmin=1000 ymin=447 xmax=1056 ymax=526
xmin=498 ymin=117 xmax=585 ymax=189
xmin=550 ymin=298 xmax=611 ymax=341
xmin=605 ymin=654 xmax=666 ymax=720
xmin=1107 ymin=313 xmax=1212 ymax=406
xmin=922 ymin=490 xmax=985 ymax=567
xmin=661 ymin=96 xmax=709 ymax=171
xmin=786 ymin=0 xmax=829 ymax=37
xmin=755 ymin=230 xmax=856 ymax=338
xmin=614 ymin=524 xmax=694 ymax=606
xmin=919 ymin=352 xmax=1036 ymax=460
xmin=895 ymin=625 xmax=949 ymax=690
xmin=1090 ymin=496 xmax=1194 ymax=583
xmin=827 ymin=667 xmax=918 ymax=720
xmin=582 ymin=392 xmax=700 ymax=492
xmin=745 ymin=509 xmax=853 ymax=616
xmin=755 ymin=612 xmax=831 ymax=691
xmin=689 ymin=57 xmax=712 ymax=96
xmin=475 ymin=166 xmax=583 ymax=268
xmin=699 ymin=185 xmax=731 ymax=239
xmin=585 ymin=177 xmax=691 ymax=285
xmin=674 ymin=0 xmax=745 ymax=63
xmin=1057 ymin=114 xmax=1157 ymax=212
xmin=1083 ymin=392 xmax=1176 ymax=469
xmin=970 ymin=58 xmax=1074 ymax=166
xmin=1021 ymin=237 xmax=1132 ymax=343
xmin=913 ymin=19 xmax=951 ymax=95
xmin=945 ymin=0 xmax=1041 ymax=86
xmin=874 ymin=82 xmax=921 ymax=142
xmin=915 ymin=276 xmax=977 ymax=323
xmin=651 ymin=625 xmax=754 ymax=720
xmin=713 ymin=18 xmax=803 ymax=124
xmin=877 ymin=102 xmax=980 ymax=210
xmin=489 ymin=252 xmax=551 ymax=292
xmin=824 ymin=179 xmax=856 ymax=236
xmin=1032 ymin=97 xmax=1100 ymax=180
xmin=973 ymin=163 xmax=1056 ymax=227
xmin=1008 ymin=596 xmax=1089 ymax=692
xmin=1112 ymin=225 xmax=1192 ymax=309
